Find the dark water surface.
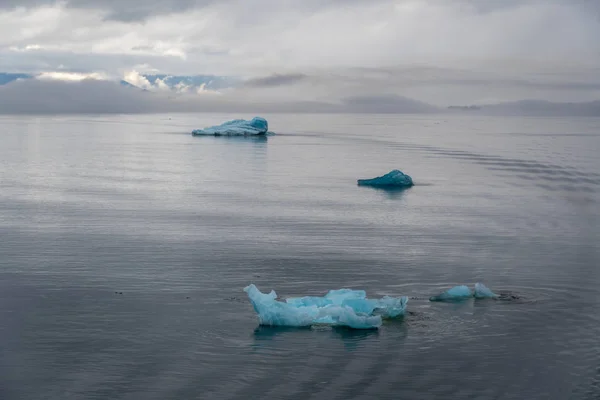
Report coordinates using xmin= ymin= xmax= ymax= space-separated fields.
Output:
xmin=1 ymin=114 xmax=599 ymax=399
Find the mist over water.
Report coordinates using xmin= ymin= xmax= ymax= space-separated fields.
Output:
xmin=1 ymin=113 xmax=599 ymax=399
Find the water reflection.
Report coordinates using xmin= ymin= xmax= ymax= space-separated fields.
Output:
xmin=253 ymin=325 xmax=312 ymax=341
xmin=360 ymin=186 xmax=412 ymax=200
xmin=331 ymin=326 xmax=380 ymax=350
xmin=251 ymin=324 xmax=382 ymax=352
xmin=193 ymin=135 xmax=269 ymax=143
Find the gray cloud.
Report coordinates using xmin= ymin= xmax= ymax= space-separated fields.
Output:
xmin=1 ymin=0 xmax=600 ymax=108
xmin=340 ymin=94 xmax=439 ymax=114
xmin=71 ymin=0 xmax=214 ymax=22
xmin=0 ymin=0 xmax=390 ymax=21
xmin=0 ymin=78 xmax=435 ymax=114
xmin=0 ymin=0 xmax=50 ymax=7
xmin=0 ymin=0 xmax=214 ymax=21
xmin=243 ymin=73 xmax=307 ymax=88
xmin=1 ymin=0 xmax=598 ymax=21
xmin=1 ymin=77 xmax=599 ymax=115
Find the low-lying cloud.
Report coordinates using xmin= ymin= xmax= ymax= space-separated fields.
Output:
xmin=243 ymin=73 xmax=307 ymax=88
xmin=0 ymin=77 xmax=441 ymax=114
xmin=1 ymin=74 xmax=599 ymax=115
xmin=1 ymin=0 xmax=600 ymax=113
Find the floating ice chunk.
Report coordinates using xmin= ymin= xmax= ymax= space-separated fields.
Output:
xmin=341 ymin=296 xmax=409 ymax=318
xmin=375 ymin=295 xmax=409 ymax=318
xmin=341 ymin=298 xmax=379 ymax=315
xmin=325 ymin=289 xmax=367 ymax=304
xmin=474 ymin=283 xmax=498 ymax=299
xmin=285 ymin=296 xmax=333 ymax=308
xmin=285 ymin=289 xmax=367 ymax=308
xmin=315 ymin=306 xmax=382 ymax=329
xmin=429 ymin=285 xmax=472 ymax=302
xmin=245 ymin=285 xmax=407 ymax=330
xmin=192 ymin=117 xmax=271 ymax=136
xmin=244 ymin=284 xmax=318 ymax=327
xmin=357 ymin=169 xmax=414 ymax=188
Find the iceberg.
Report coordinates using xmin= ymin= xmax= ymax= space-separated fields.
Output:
xmin=429 ymin=285 xmax=472 ymax=302
xmin=429 ymin=283 xmax=498 ymax=301
xmin=341 ymin=298 xmax=378 ymax=315
xmin=244 ymin=284 xmax=318 ymax=327
xmin=285 ymin=296 xmax=333 ymax=308
xmin=192 ymin=117 xmax=271 ymax=136
xmin=374 ymin=296 xmax=410 ymax=318
xmin=324 ymin=288 xmax=367 ymax=304
xmin=357 ymin=169 xmax=414 ymax=188
xmin=473 ymin=283 xmax=498 ymax=299
xmin=314 ymin=306 xmax=382 ymax=329
xmin=244 ymin=284 xmax=408 ymax=330
xmin=339 ymin=297 xmax=408 ymax=318
xmin=285 ymin=289 xmax=367 ymax=308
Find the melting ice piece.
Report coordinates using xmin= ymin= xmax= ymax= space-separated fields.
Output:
xmin=375 ymin=296 xmax=409 ymax=318
xmin=244 ymin=284 xmax=318 ymax=327
xmin=474 ymin=283 xmax=498 ymax=299
xmin=357 ymin=169 xmax=414 ymax=188
xmin=285 ymin=289 xmax=367 ymax=308
xmin=314 ymin=306 xmax=382 ymax=329
xmin=341 ymin=299 xmax=379 ymax=315
xmin=325 ymin=289 xmax=367 ymax=304
xmin=245 ymin=285 xmax=407 ymax=329
xmin=429 ymin=285 xmax=472 ymax=302
xmin=192 ymin=117 xmax=270 ymax=136
xmin=285 ymin=296 xmax=333 ymax=308
xmin=341 ymin=296 xmax=409 ymax=318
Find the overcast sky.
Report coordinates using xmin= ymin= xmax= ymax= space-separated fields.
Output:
xmin=1 ymin=0 xmax=599 ymax=111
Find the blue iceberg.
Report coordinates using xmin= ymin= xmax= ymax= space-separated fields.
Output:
xmin=284 ymin=296 xmax=333 ymax=308
xmin=324 ymin=288 xmax=367 ymax=304
xmin=430 ymin=283 xmax=498 ymax=301
xmin=429 ymin=285 xmax=472 ymax=302
xmin=244 ymin=284 xmax=408 ymax=330
xmin=244 ymin=284 xmax=318 ymax=327
xmin=284 ymin=288 xmax=367 ymax=308
xmin=313 ymin=306 xmax=382 ymax=329
xmin=374 ymin=296 xmax=410 ymax=318
xmin=357 ymin=169 xmax=414 ymax=188
xmin=473 ymin=283 xmax=498 ymax=299
xmin=192 ymin=117 xmax=271 ymax=136
xmin=286 ymin=289 xmax=408 ymax=319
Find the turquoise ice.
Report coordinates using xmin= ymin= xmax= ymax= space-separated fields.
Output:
xmin=314 ymin=306 xmax=382 ymax=329
xmin=357 ymin=169 xmax=414 ymax=188
xmin=192 ymin=117 xmax=271 ymax=136
xmin=429 ymin=285 xmax=472 ymax=302
xmin=285 ymin=289 xmax=367 ymax=308
xmin=284 ymin=296 xmax=333 ymax=308
xmin=374 ymin=296 xmax=410 ymax=318
xmin=430 ymin=283 xmax=498 ymax=301
xmin=244 ymin=284 xmax=318 ymax=327
xmin=244 ymin=284 xmax=408 ymax=330
xmin=473 ymin=283 xmax=498 ymax=299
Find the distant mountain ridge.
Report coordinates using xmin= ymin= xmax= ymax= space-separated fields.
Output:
xmin=0 ymin=72 xmax=233 ymax=93
xmin=449 ymin=99 xmax=600 ymax=116
xmin=1 ymin=71 xmax=600 ymax=115
xmin=0 ymin=73 xmax=33 ymax=86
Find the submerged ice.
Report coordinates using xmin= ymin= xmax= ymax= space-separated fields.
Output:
xmin=474 ymin=283 xmax=498 ymax=299
xmin=192 ymin=117 xmax=270 ymax=136
xmin=430 ymin=283 xmax=498 ymax=302
xmin=429 ymin=285 xmax=472 ymax=302
xmin=357 ymin=169 xmax=414 ymax=188
xmin=244 ymin=284 xmax=408 ymax=329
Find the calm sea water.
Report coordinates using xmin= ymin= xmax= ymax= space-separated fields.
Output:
xmin=1 ymin=113 xmax=599 ymax=400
